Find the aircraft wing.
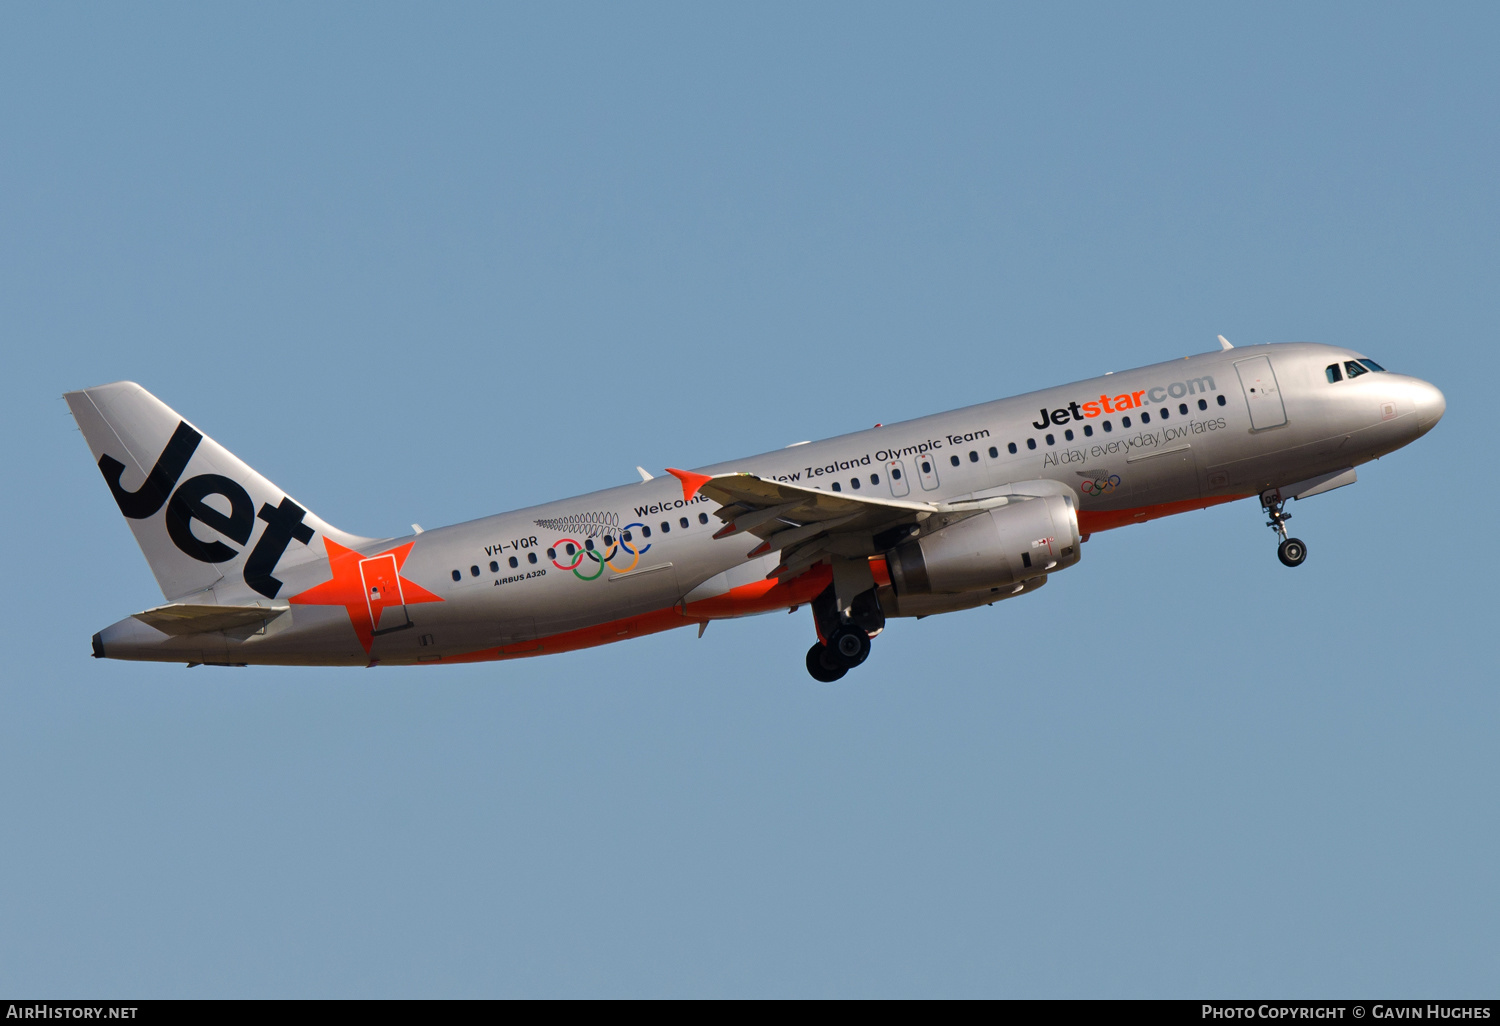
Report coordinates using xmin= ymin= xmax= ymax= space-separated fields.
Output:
xmin=131 ymin=604 xmax=287 ymax=636
xmin=679 ymin=471 xmax=1003 ymax=580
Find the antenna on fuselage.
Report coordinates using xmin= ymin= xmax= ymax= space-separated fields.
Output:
xmin=1218 ymin=334 xmax=1234 ymax=350
xmin=636 ymin=466 xmax=655 ymax=482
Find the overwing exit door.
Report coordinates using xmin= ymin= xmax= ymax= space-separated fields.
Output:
xmin=1235 ymin=355 xmax=1288 ymax=430
xmin=360 ymin=554 xmax=412 ymax=634
xmin=886 ymin=459 xmax=911 ymax=497
xmin=915 ymin=452 xmax=941 ymax=491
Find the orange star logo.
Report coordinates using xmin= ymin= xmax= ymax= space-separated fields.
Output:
xmin=289 ymin=538 xmax=442 ymax=654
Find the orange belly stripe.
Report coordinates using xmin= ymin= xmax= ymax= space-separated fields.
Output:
xmin=1078 ymin=492 xmax=1250 ymax=534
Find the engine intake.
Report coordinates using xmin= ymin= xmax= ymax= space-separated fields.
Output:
xmin=885 ymin=494 xmax=1081 ymax=595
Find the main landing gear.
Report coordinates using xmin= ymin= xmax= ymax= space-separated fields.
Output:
xmin=1263 ymin=494 xmax=1308 ymax=568
xmin=804 ymin=582 xmax=881 ymax=682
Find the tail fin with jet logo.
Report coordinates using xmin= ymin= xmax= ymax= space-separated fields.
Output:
xmin=65 ymin=381 xmax=371 ymax=603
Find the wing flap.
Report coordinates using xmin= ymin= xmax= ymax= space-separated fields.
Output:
xmin=699 ymin=473 xmax=930 ymax=545
xmin=688 ymin=472 xmax=1061 ymax=580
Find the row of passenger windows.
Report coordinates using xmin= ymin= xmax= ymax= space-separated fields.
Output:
xmin=453 ymin=550 xmax=543 ymax=580
xmin=453 ymin=552 xmax=543 ymax=576
xmin=1003 ymin=396 xmax=1228 ymax=453
xmin=1326 ymin=359 xmax=1385 ymax=383
xmin=787 ymin=395 xmax=1239 ymax=496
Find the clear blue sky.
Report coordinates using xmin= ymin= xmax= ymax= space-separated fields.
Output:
xmin=2 ymin=3 xmax=1496 ymax=997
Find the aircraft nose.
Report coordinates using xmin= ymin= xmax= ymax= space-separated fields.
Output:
xmin=1414 ymin=380 xmax=1446 ymax=430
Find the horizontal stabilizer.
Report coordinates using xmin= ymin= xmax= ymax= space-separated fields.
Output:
xmin=131 ymin=603 xmax=286 ymax=636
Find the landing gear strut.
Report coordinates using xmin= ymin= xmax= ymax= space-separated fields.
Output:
xmin=1263 ymin=494 xmax=1308 ymax=567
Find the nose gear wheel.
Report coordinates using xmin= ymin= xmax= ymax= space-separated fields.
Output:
xmin=1263 ymin=495 xmax=1308 ymax=568
xmin=1278 ymin=537 xmax=1307 ymax=567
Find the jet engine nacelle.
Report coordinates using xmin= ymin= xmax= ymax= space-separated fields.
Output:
xmin=885 ymin=494 xmax=1081 ymax=596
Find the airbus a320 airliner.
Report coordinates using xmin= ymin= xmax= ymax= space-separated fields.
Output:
xmin=69 ymin=337 xmax=1444 ymax=680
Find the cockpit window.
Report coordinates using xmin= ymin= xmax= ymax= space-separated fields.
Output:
xmin=1358 ymin=359 xmax=1386 ymax=373
xmin=1326 ymin=364 xmax=1343 ymax=383
xmin=1344 ymin=360 xmax=1369 ymax=379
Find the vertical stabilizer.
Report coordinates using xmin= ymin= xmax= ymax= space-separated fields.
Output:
xmin=65 ymin=382 xmax=372 ymax=602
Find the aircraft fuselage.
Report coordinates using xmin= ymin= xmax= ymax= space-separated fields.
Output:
xmin=78 ymin=342 xmax=1444 ymax=671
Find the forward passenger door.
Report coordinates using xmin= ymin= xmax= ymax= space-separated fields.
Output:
xmin=1235 ymin=356 xmax=1288 ymax=430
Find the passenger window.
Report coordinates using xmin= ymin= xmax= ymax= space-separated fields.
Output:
xmin=1103 ymin=420 xmax=1113 ymax=432
xmin=527 ymin=552 xmax=538 ymax=564
xmin=1160 ymin=408 xmax=1169 ymax=419
xmin=1121 ymin=416 xmax=1131 ymax=428
xmin=870 ymin=474 xmax=879 ymax=485
xmin=623 ymin=531 xmax=633 ymax=542
xmin=489 ymin=560 xmax=499 ymax=572
xmin=850 ymin=477 xmax=861 ymax=489
xmin=1198 ymin=398 xmax=1208 ymax=411
xmin=584 ymin=539 xmax=594 ymax=550
xmin=1045 ymin=433 xmax=1055 ymax=446
xmin=1026 ymin=438 xmax=1036 ymax=450
xmin=451 ymin=570 xmax=461 ymax=582
xmin=832 ymin=481 xmax=842 ymax=492
xmin=1083 ymin=424 xmax=1093 ymax=437
xmin=546 ymin=547 xmax=556 ymax=560
xmin=470 ymin=565 xmax=480 ymax=577
xmin=892 ymin=467 xmax=902 ymax=480
xmin=660 ymin=521 xmax=670 ymax=532
xmin=699 ymin=512 xmax=709 ymax=524
xmin=1008 ymin=442 xmax=1017 ymax=454
xmin=1064 ymin=429 xmax=1074 ymax=441
xmin=1179 ymin=403 xmax=1188 ymax=415
xmin=969 ymin=450 xmax=979 ymax=462
xmin=641 ymin=526 xmax=651 ymax=538
xmin=921 ymin=460 xmax=932 ymax=472
xmin=603 ymin=535 xmax=613 ymax=546
xmin=1358 ymin=359 xmax=1386 ymax=372
xmin=565 ymin=543 xmax=576 ymax=555
xmin=989 ymin=446 xmax=999 ymax=458
xmin=1216 ymin=395 xmax=1227 ymax=406
xmin=1326 ymin=363 xmax=1343 ymax=383
xmin=680 ymin=517 xmax=689 ymax=528
xmin=949 ymin=455 xmax=959 ymax=467
xmin=1140 ymin=412 xmax=1150 ymax=424
xmin=509 ymin=556 xmax=518 ymax=568
xmin=1345 ymin=361 xmax=1367 ymax=378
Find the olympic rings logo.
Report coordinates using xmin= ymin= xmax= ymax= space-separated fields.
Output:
xmin=1079 ymin=475 xmax=1122 ymax=495
xmin=549 ymin=522 xmax=652 ymax=580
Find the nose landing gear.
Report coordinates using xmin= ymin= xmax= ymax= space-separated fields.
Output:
xmin=1263 ymin=494 xmax=1308 ymax=567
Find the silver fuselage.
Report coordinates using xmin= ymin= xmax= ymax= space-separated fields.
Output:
xmin=93 ymin=342 xmax=1445 ymax=666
